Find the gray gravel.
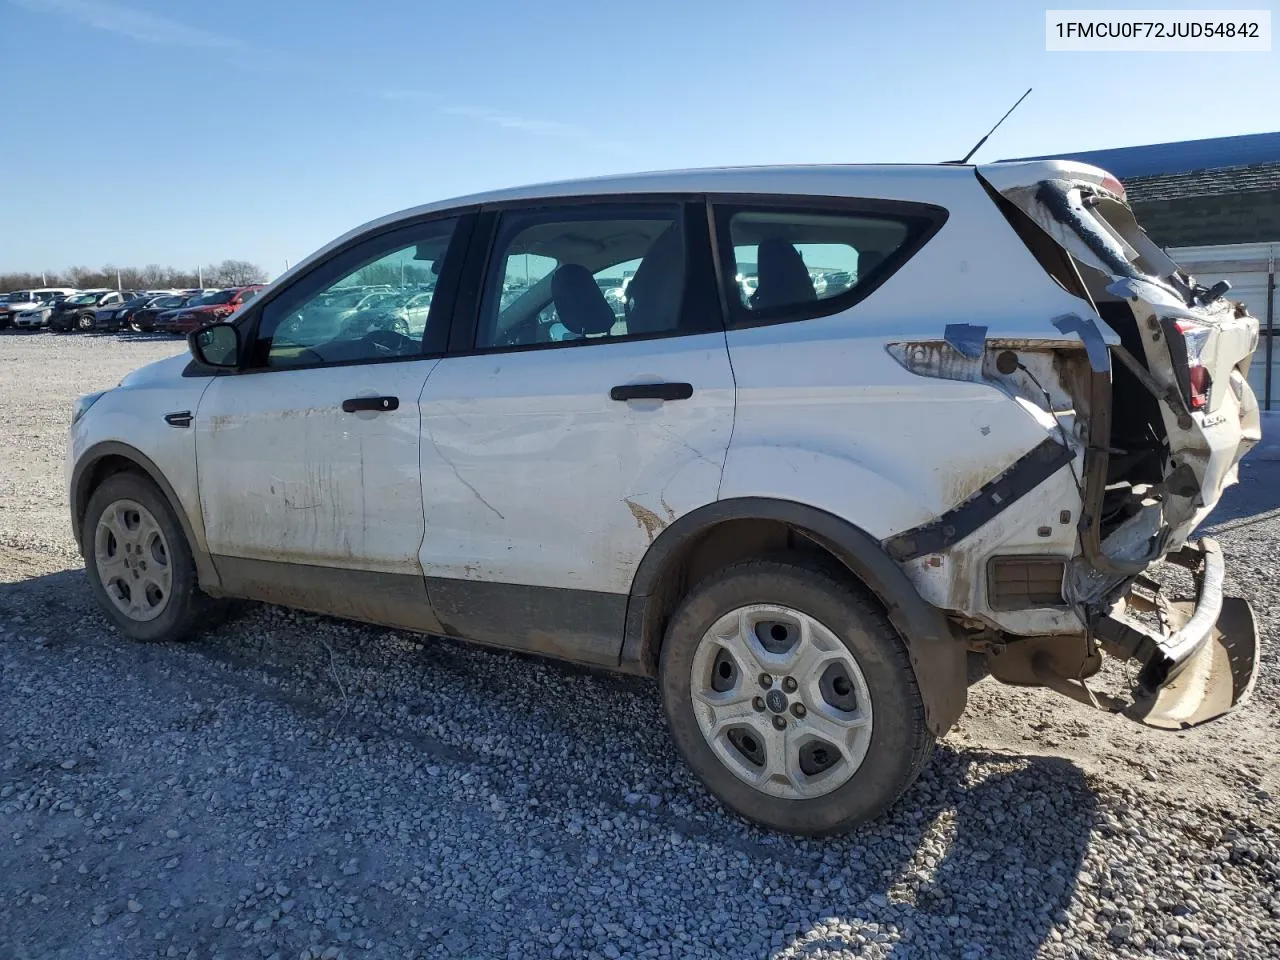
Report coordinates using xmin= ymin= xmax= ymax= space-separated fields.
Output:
xmin=1 ymin=331 xmax=1278 ymax=960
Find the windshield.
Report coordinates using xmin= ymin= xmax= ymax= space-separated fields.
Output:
xmin=155 ymin=296 xmax=185 ymax=308
xmin=9 ymin=291 xmax=33 ymax=302
xmin=190 ymin=290 xmax=236 ymax=306
xmin=67 ymin=294 xmax=99 ymax=305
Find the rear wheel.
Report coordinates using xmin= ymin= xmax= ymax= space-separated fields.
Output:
xmin=660 ymin=556 xmax=933 ymax=835
xmin=82 ymin=472 xmax=225 ymax=642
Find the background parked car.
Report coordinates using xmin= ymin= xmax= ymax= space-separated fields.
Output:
xmin=128 ymin=294 xmax=192 ymax=332
xmin=156 ymin=285 xmax=262 ymax=334
xmin=340 ymin=290 xmax=435 ymax=338
xmin=0 ymin=288 xmax=76 ymax=329
xmin=13 ymin=301 xmax=56 ymax=329
xmin=277 ymin=286 xmax=398 ymax=343
xmin=94 ymin=293 xmax=169 ymax=332
xmin=48 ymin=290 xmax=124 ymax=332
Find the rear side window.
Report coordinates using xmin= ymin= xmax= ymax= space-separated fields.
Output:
xmin=712 ymin=200 xmax=946 ymax=325
xmin=475 ymin=202 xmax=720 ymax=351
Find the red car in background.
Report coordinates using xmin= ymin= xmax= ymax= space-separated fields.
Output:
xmin=156 ymin=285 xmax=263 ymax=334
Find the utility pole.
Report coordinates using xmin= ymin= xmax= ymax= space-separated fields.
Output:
xmin=198 ymin=265 xmax=203 ymax=287
xmin=116 ymin=268 xmax=122 ymax=292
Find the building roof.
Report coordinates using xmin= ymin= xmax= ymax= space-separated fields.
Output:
xmin=1124 ymin=161 xmax=1280 ymax=203
xmin=1004 ymin=131 xmax=1280 ymax=178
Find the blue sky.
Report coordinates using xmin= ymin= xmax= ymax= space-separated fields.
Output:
xmin=1 ymin=0 xmax=1276 ymax=277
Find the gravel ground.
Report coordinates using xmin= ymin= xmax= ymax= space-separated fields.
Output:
xmin=1 ymin=331 xmax=1278 ymax=960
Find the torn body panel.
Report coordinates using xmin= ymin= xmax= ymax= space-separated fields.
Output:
xmin=916 ymin=160 xmax=1266 ymax=727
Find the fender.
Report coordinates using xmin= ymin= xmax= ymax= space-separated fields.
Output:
xmin=621 ymin=497 xmax=967 ymax=735
xmin=69 ymin=440 xmax=221 ymax=590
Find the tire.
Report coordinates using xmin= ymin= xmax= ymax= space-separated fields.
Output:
xmin=659 ymin=556 xmax=934 ymax=836
xmin=82 ymin=471 xmax=225 ymax=642
xmin=77 ymin=313 xmax=95 ymax=331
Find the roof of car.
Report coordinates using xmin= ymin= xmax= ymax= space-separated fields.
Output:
xmin=267 ymin=159 xmax=1099 ymax=300
xmin=433 ymin=163 xmax=978 ymax=209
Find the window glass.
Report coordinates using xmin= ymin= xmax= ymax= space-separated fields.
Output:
xmin=256 ymin=218 xmax=457 ymax=368
xmin=726 ymin=209 xmax=911 ymax=314
xmin=477 ymin=207 xmax=687 ymax=349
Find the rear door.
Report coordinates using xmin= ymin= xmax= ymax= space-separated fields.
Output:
xmin=416 ymin=198 xmax=734 ymax=664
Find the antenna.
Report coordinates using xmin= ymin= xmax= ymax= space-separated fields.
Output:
xmin=951 ymin=87 xmax=1032 ymax=165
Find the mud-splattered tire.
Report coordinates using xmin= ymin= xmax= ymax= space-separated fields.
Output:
xmin=660 ymin=556 xmax=934 ymax=835
xmin=82 ymin=471 xmax=225 ymax=642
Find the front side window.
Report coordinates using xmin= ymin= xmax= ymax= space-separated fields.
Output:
xmin=252 ymin=217 xmax=459 ymax=368
xmin=477 ymin=204 xmax=701 ymax=350
xmin=715 ymin=203 xmax=942 ymax=322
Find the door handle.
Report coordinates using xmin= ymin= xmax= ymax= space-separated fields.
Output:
xmin=341 ymin=395 xmax=400 ymax=413
xmin=609 ymin=382 xmax=693 ymax=402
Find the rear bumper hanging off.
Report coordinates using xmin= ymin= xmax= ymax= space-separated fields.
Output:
xmin=1093 ymin=538 xmax=1260 ymax=728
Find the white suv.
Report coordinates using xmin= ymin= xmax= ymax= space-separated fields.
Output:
xmin=67 ymin=161 xmax=1262 ymax=834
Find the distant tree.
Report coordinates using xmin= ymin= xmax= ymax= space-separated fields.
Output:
xmin=0 ymin=272 xmax=46 ymax=292
xmin=0 ymin=260 xmax=262 ymax=294
xmin=64 ymin=266 xmax=107 ymax=289
xmin=352 ymin=262 xmax=435 ymax=287
xmin=205 ymin=259 xmax=267 ymax=286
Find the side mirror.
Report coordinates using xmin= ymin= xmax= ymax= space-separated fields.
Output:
xmin=189 ymin=322 xmax=240 ymax=368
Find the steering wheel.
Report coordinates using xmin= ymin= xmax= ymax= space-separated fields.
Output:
xmin=364 ymin=328 xmax=415 ymax=355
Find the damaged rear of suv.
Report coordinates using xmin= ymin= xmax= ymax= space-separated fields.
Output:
xmin=68 ymin=159 xmax=1260 ymax=836
xmin=897 ymin=159 xmax=1260 ymax=731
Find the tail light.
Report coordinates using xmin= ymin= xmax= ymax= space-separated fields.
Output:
xmin=1174 ymin=320 xmax=1212 ymax=411
xmin=1099 ymin=173 xmax=1126 ymax=199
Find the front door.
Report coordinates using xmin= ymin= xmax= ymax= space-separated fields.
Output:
xmin=194 ymin=215 xmax=469 ymax=630
xmin=418 ymin=200 xmax=735 ymax=663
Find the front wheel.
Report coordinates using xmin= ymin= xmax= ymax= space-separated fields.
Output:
xmin=82 ymin=472 xmax=225 ymax=642
xmin=77 ymin=313 xmax=95 ymax=331
xmin=660 ymin=556 xmax=934 ymax=835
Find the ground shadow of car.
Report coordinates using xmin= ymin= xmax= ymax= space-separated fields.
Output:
xmin=457 ymin=650 xmax=1096 ymax=959
xmin=0 ymin=567 xmax=1096 ymax=959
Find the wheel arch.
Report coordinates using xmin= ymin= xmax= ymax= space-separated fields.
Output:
xmin=621 ymin=496 xmax=966 ymax=735
xmin=70 ymin=441 xmax=220 ymax=589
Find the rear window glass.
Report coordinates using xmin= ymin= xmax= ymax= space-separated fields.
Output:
xmin=714 ymin=203 xmax=943 ymax=321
